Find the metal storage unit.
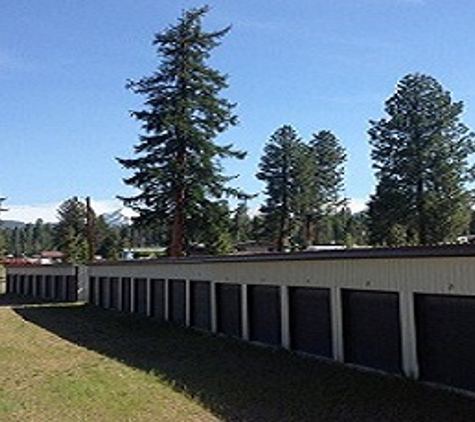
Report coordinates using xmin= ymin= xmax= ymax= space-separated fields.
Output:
xmin=190 ymin=281 xmax=211 ymax=330
xmin=121 ymin=277 xmax=132 ymax=312
xmin=249 ymin=285 xmax=281 ymax=346
xmin=342 ymin=289 xmax=402 ymax=373
xmin=216 ymin=283 xmax=242 ymax=338
xmin=169 ymin=279 xmax=186 ymax=325
xmin=150 ymin=279 xmax=165 ymax=321
xmin=109 ymin=277 xmax=120 ymax=310
xmin=416 ymin=293 xmax=475 ymax=391
xmin=134 ymin=278 xmax=148 ymax=315
xmin=289 ymin=287 xmax=332 ymax=357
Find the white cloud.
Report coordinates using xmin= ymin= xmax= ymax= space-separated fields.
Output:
xmin=1 ymin=197 xmax=368 ymax=223
xmin=1 ymin=199 xmax=133 ymax=223
xmin=2 ymin=203 xmax=59 ymax=223
xmin=348 ymin=198 xmax=368 ymax=213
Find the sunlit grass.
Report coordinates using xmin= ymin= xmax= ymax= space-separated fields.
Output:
xmin=0 ymin=294 xmax=474 ymax=421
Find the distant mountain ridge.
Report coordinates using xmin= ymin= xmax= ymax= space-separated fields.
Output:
xmin=1 ymin=220 xmax=26 ymax=229
xmin=102 ymin=209 xmax=132 ymax=226
xmin=1 ymin=209 xmax=132 ymax=228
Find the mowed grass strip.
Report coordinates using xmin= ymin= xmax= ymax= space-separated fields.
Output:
xmin=1 ymin=294 xmax=475 ymax=421
xmin=0 ymin=299 xmax=216 ymax=422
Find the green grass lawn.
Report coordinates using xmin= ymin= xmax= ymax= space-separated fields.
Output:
xmin=1 ymin=294 xmax=475 ymax=421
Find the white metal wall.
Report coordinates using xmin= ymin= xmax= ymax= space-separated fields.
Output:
xmin=7 ymin=248 xmax=475 ymax=390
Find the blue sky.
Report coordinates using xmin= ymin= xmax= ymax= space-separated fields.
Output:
xmin=2 ymin=0 xmax=475 ymax=221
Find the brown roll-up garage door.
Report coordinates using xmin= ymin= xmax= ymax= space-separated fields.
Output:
xmin=289 ymin=287 xmax=332 ymax=357
xmin=121 ymin=278 xmax=132 ymax=313
xmin=169 ymin=279 xmax=186 ymax=325
xmin=191 ymin=281 xmax=211 ymax=330
xmin=134 ymin=278 xmax=148 ymax=315
xmin=109 ymin=277 xmax=119 ymax=309
xmin=216 ymin=283 xmax=242 ymax=338
xmin=99 ymin=277 xmax=109 ymax=308
xmin=416 ymin=293 xmax=475 ymax=391
xmin=249 ymin=285 xmax=281 ymax=346
xmin=342 ymin=289 xmax=402 ymax=374
xmin=150 ymin=279 xmax=165 ymax=321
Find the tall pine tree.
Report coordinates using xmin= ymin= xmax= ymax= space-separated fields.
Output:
xmin=257 ymin=125 xmax=302 ymax=251
xmin=368 ymin=73 xmax=475 ymax=245
xmin=55 ymin=197 xmax=89 ymax=263
xmin=118 ymin=6 xmax=245 ymax=256
xmin=306 ymin=130 xmax=346 ymax=245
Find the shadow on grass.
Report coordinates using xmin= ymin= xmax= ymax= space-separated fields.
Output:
xmin=7 ymin=295 xmax=475 ymax=421
xmin=0 ymin=293 xmax=60 ymax=307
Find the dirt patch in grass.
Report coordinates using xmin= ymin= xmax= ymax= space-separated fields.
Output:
xmin=2 ymin=293 xmax=475 ymax=421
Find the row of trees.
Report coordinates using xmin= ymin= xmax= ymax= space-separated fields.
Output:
xmin=0 ymin=198 xmax=119 ymax=262
xmin=116 ymin=6 xmax=359 ymax=255
xmin=368 ymin=73 xmax=475 ymax=246
xmin=0 ymin=197 xmax=370 ymax=261
xmin=257 ymin=126 xmax=346 ymax=251
xmin=3 ymin=7 xmax=474 ymax=260
xmin=117 ymin=6 xmax=475 ymax=254
xmin=0 ymin=197 xmax=166 ymax=262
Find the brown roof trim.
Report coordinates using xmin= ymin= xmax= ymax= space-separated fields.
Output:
xmin=89 ymin=244 xmax=475 ymax=267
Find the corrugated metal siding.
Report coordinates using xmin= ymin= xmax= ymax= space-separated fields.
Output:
xmin=8 ymin=247 xmax=475 ymax=393
xmin=84 ymin=255 xmax=475 ymax=296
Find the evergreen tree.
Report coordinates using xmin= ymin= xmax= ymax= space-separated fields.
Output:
xmin=0 ymin=197 xmax=7 ymax=258
xmin=118 ymin=6 xmax=245 ymax=256
xmin=257 ymin=125 xmax=302 ymax=251
xmin=345 ymin=210 xmax=369 ymax=246
xmin=306 ymin=130 xmax=346 ymax=245
xmin=291 ymin=140 xmax=317 ymax=247
xmin=249 ymin=213 xmax=267 ymax=243
xmin=10 ymin=227 xmax=22 ymax=257
xmin=0 ymin=229 xmax=5 ymax=258
xmin=193 ymin=200 xmax=234 ymax=254
xmin=55 ymin=197 xmax=89 ymax=263
xmin=94 ymin=216 xmax=121 ymax=260
xmin=33 ymin=219 xmax=54 ymax=252
xmin=368 ymin=73 xmax=475 ymax=245
xmin=231 ymin=201 xmax=252 ymax=243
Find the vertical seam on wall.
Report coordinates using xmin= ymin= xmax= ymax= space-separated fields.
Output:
xmin=211 ymin=281 xmax=217 ymax=333
xmin=281 ymin=285 xmax=291 ymax=349
xmin=164 ymin=279 xmax=170 ymax=321
xmin=400 ymin=289 xmax=420 ymax=379
xmin=242 ymin=284 xmax=249 ymax=341
xmin=118 ymin=277 xmax=123 ymax=312
xmin=185 ymin=279 xmax=191 ymax=327
xmin=146 ymin=278 xmax=152 ymax=317
xmin=130 ymin=278 xmax=135 ymax=313
xmin=331 ymin=287 xmax=344 ymax=362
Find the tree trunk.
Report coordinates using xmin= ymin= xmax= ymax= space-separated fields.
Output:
xmin=303 ymin=214 xmax=312 ymax=248
xmin=170 ymin=187 xmax=185 ymax=257
xmin=416 ymin=177 xmax=427 ymax=245
xmin=170 ymin=148 xmax=186 ymax=257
